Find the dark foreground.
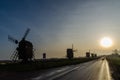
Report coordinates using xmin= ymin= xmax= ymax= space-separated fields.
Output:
xmin=0 ymin=58 xmax=112 ymax=80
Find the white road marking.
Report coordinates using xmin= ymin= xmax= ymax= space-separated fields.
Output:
xmin=46 ymin=72 xmax=56 ymax=77
xmin=31 ymin=66 xmax=71 ymax=80
xmin=106 ymin=60 xmax=112 ymax=80
xmin=31 ymin=76 xmax=42 ymax=80
xmin=48 ymin=66 xmax=80 ymax=80
xmin=99 ymin=60 xmax=112 ymax=80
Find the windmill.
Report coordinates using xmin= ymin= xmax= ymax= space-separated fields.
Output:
xmin=112 ymin=49 xmax=119 ymax=55
xmin=8 ymin=28 xmax=34 ymax=62
xmin=66 ymin=44 xmax=77 ymax=59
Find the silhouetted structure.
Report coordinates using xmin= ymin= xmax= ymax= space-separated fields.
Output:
xmin=112 ymin=49 xmax=119 ymax=55
xmin=90 ymin=53 xmax=97 ymax=58
xmin=94 ymin=54 xmax=97 ymax=57
xmin=86 ymin=52 xmax=90 ymax=57
xmin=66 ymin=44 xmax=76 ymax=59
xmin=67 ymin=49 xmax=74 ymax=59
xmin=91 ymin=53 xmax=94 ymax=57
xmin=8 ymin=28 xmax=34 ymax=63
xmin=43 ymin=53 xmax=46 ymax=59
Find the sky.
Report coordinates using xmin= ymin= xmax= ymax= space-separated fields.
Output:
xmin=0 ymin=0 xmax=120 ymax=60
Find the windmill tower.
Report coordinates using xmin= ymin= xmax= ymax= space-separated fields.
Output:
xmin=8 ymin=28 xmax=34 ymax=62
xmin=66 ymin=44 xmax=77 ymax=59
xmin=86 ymin=50 xmax=91 ymax=57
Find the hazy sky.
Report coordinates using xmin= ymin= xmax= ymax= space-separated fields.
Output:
xmin=0 ymin=0 xmax=120 ymax=60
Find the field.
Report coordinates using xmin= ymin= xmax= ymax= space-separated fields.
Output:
xmin=107 ymin=55 xmax=120 ymax=80
xmin=0 ymin=57 xmax=99 ymax=72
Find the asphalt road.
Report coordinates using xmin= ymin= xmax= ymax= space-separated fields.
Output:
xmin=31 ymin=58 xmax=112 ymax=80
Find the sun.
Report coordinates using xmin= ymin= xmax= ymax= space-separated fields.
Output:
xmin=100 ymin=37 xmax=113 ymax=48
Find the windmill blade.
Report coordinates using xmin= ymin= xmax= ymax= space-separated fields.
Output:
xmin=73 ymin=49 xmax=77 ymax=52
xmin=22 ymin=28 xmax=30 ymax=40
xmin=8 ymin=35 xmax=18 ymax=44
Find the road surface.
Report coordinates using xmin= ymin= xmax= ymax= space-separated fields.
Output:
xmin=31 ymin=58 xmax=112 ymax=80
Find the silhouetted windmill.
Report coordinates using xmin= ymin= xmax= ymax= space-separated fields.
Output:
xmin=8 ymin=28 xmax=34 ymax=62
xmin=112 ymin=49 xmax=119 ymax=55
xmin=66 ymin=44 xmax=77 ymax=59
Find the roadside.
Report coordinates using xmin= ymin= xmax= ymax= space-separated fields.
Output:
xmin=107 ymin=55 xmax=120 ymax=80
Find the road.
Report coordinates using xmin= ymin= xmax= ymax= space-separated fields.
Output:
xmin=0 ymin=58 xmax=112 ymax=80
xmin=31 ymin=58 xmax=112 ymax=80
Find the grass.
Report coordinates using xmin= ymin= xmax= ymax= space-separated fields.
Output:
xmin=106 ymin=55 xmax=120 ymax=80
xmin=0 ymin=57 xmax=99 ymax=72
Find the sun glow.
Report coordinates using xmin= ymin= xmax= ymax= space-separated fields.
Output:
xmin=100 ymin=37 xmax=113 ymax=48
